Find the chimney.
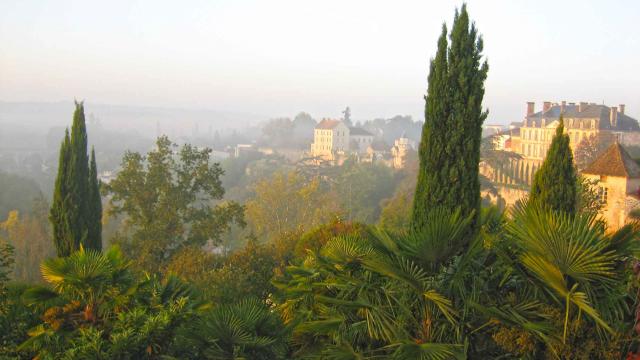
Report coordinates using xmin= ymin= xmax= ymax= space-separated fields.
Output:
xmin=526 ymin=102 xmax=535 ymax=116
xmin=579 ymin=102 xmax=587 ymax=112
xmin=619 ymin=104 xmax=625 ymax=115
xmin=543 ymin=101 xmax=552 ymax=113
xmin=560 ymin=101 xmax=566 ymax=114
xmin=610 ymin=106 xmax=618 ymax=127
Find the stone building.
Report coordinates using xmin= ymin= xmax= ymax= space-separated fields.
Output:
xmin=493 ymin=101 xmax=640 ymax=186
xmin=349 ymin=127 xmax=374 ymax=153
xmin=310 ymin=119 xmax=350 ymax=161
xmin=582 ymin=142 xmax=640 ymax=229
xmin=390 ymin=136 xmax=415 ymax=169
xmin=519 ymin=101 xmax=638 ymax=160
xmin=309 ymin=119 xmax=379 ymax=163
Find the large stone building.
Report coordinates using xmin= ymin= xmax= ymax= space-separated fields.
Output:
xmin=582 ymin=142 xmax=640 ymax=229
xmin=518 ymin=101 xmax=638 ymax=160
xmin=309 ymin=119 xmax=376 ymax=162
xmin=490 ymin=101 xmax=640 ymax=186
xmin=310 ymin=119 xmax=350 ymax=161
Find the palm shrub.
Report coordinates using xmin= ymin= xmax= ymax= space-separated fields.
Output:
xmin=275 ymin=200 xmax=640 ymax=359
xmin=173 ymin=298 xmax=290 ymax=359
xmin=274 ymin=209 xmax=473 ymax=359
xmin=19 ymin=246 xmax=207 ymax=359
xmin=462 ymin=199 xmax=638 ymax=359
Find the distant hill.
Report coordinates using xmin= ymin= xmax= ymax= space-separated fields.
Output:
xmin=0 ymin=101 xmax=267 ymax=138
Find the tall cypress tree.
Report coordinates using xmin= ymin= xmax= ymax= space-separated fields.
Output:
xmin=50 ymin=102 xmax=102 ymax=256
xmin=412 ymin=5 xmax=488 ymax=234
xmin=67 ymin=101 xmax=90 ymax=249
xmin=530 ymin=115 xmax=577 ymax=214
xmin=87 ymin=147 xmax=102 ymax=251
xmin=50 ymin=130 xmax=74 ymax=256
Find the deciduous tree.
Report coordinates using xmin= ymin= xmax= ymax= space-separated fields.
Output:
xmin=106 ymin=136 xmax=244 ymax=272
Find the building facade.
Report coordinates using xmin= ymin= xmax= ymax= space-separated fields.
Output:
xmin=518 ymin=101 xmax=638 ymax=161
xmin=582 ymin=143 xmax=640 ymax=229
xmin=310 ymin=119 xmax=350 ymax=161
xmin=491 ymin=101 xmax=640 ymax=186
xmin=349 ymin=127 xmax=374 ymax=153
xmin=390 ymin=136 xmax=415 ymax=169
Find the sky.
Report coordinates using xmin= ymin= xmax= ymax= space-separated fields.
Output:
xmin=1 ymin=0 xmax=639 ymax=125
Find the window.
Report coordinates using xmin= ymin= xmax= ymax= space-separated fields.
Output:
xmin=599 ymin=186 xmax=608 ymax=204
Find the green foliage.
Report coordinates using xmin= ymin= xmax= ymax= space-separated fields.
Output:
xmin=0 ymin=199 xmax=55 ymax=283
xmin=0 ymin=240 xmax=14 ymax=301
xmin=206 ymin=239 xmax=278 ymax=304
xmin=576 ymin=175 xmax=604 ymax=216
xmin=175 ymin=298 xmax=290 ymax=359
xmin=18 ymin=246 xmax=208 ymax=359
xmin=50 ymin=128 xmax=73 ymax=256
xmin=245 ymin=171 xmax=339 ymax=241
xmin=87 ymin=148 xmax=102 ymax=251
xmin=273 ymin=197 xmax=640 ymax=359
xmin=50 ymin=102 xmax=103 ymax=256
xmin=412 ymin=4 xmax=488 ymax=236
xmin=0 ymin=171 xmax=42 ymax=221
xmin=530 ymin=116 xmax=577 ymax=214
xmin=0 ymin=283 xmax=40 ymax=359
xmin=379 ymin=173 xmax=416 ymax=234
xmin=105 ymin=136 xmax=245 ymax=272
xmin=294 ymin=219 xmax=370 ymax=259
xmin=333 ymin=161 xmax=397 ymax=223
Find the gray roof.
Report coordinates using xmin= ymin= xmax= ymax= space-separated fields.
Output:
xmin=526 ymin=104 xmax=639 ymax=131
xmin=349 ymin=127 xmax=374 ymax=136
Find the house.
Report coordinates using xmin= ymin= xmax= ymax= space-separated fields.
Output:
xmin=493 ymin=101 xmax=640 ymax=186
xmin=309 ymin=119 xmax=378 ymax=163
xmin=582 ymin=142 xmax=640 ymax=230
xmin=349 ymin=127 xmax=374 ymax=153
xmin=390 ymin=136 xmax=415 ymax=169
xmin=310 ymin=119 xmax=350 ymax=161
xmin=518 ymin=101 xmax=639 ymax=161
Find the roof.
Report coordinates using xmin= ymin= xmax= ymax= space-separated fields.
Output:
xmin=582 ymin=142 xmax=640 ymax=178
xmin=315 ymin=119 xmax=342 ymax=129
xmin=526 ymin=104 xmax=640 ymax=131
xmin=369 ymin=139 xmax=389 ymax=151
xmin=349 ymin=127 xmax=373 ymax=136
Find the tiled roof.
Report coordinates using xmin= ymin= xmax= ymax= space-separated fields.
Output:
xmin=349 ymin=127 xmax=373 ymax=136
xmin=526 ymin=104 xmax=640 ymax=131
xmin=582 ymin=143 xmax=640 ymax=178
xmin=315 ymin=119 xmax=342 ymax=129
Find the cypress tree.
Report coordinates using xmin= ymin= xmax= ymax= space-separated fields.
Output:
xmin=67 ymin=101 xmax=90 ymax=249
xmin=412 ymin=5 xmax=488 ymax=235
xmin=87 ymin=147 xmax=102 ymax=251
xmin=530 ymin=115 xmax=577 ymax=214
xmin=50 ymin=101 xmax=102 ymax=255
xmin=50 ymin=130 xmax=74 ymax=256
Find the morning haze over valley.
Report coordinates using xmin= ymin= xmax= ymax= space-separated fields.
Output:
xmin=1 ymin=1 xmax=640 ymax=359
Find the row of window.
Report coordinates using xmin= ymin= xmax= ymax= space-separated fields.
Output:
xmin=527 ymin=119 xmax=596 ymax=129
xmin=522 ymin=143 xmax=547 ymax=158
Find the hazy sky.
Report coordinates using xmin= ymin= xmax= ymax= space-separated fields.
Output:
xmin=1 ymin=0 xmax=639 ymax=124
